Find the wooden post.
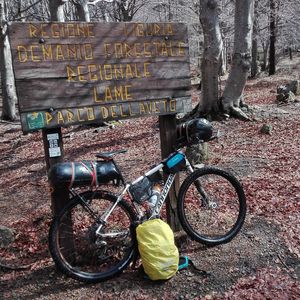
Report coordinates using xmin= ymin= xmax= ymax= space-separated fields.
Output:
xmin=42 ymin=127 xmax=69 ymax=215
xmin=43 ymin=127 xmax=74 ymax=261
xmin=159 ymin=114 xmax=181 ymax=232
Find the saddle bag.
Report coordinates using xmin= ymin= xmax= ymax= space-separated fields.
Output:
xmin=48 ymin=160 xmax=122 ymax=188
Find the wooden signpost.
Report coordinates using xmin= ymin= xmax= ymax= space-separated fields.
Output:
xmin=8 ymin=22 xmax=192 ymax=229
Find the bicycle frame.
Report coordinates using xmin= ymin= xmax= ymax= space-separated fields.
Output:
xmin=68 ymin=150 xmax=210 ymax=237
xmin=128 ymin=151 xmax=198 ymax=218
xmin=150 ymin=172 xmax=176 ymax=217
xmin=92 ymin=163 xmax=178 ymax=233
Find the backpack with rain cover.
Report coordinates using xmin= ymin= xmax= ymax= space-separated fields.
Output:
xmin=136 ymin=219 xmax=179 ymax=281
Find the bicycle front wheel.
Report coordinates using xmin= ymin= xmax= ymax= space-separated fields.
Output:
xmin=49 ymin=191 xmax=137 ymax=283
xmin=178 ymin=167 xmax=246 ymax=246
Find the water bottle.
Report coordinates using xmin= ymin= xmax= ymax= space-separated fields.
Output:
xmin=148 ymin=184 xmax=161 ymax=208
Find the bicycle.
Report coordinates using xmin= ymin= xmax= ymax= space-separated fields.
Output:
xmin=48 ymin=118 xmax=246 ymax=283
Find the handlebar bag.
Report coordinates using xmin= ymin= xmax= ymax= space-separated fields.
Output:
xmin=48 ymin=160 xmax=122 ymax=188
xmin=136 ymin=219 xmax=179 ymax=280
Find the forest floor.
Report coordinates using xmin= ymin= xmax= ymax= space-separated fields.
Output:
xmin=0 ymin=55 xmax=300 ymax=299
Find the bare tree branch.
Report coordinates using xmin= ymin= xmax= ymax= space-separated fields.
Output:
xmin=88 ymin=0 xmax=113 ymax=5
xmin=12 ymin=0 xmax=44 ymax=19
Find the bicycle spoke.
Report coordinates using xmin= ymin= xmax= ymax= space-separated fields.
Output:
xmin=178 ymin=167 xmax=246 ymax=245
xmin=49 ymin=191 xmax=136 ymax=283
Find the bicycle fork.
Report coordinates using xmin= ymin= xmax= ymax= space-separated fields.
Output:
xmin=186 ymin=160 xmax=212 ymax=208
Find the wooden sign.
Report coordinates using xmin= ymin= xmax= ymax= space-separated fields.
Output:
xmin=8 ymin=22 xmax=192 ymax=133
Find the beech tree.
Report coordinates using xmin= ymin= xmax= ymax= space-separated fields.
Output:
xmin=268 ymin=0 xmax=276 ymax=75
xmin=197 ymin=0 xmax=223 ymax=116
xmin=0 ymin=0 xmax=18 ymax=121
xmin=87 ymin=0 xmax=146 ymax=22
xmin=221 ymin=0 xmax=254 ymax=119
xmin=72 ymin=0 xmax=90 ymax=21
xmin=194 ymin=0 xmax=254 ymax=119
xmin=279 ymin=0 xmax=300 ymax=54
xmin=251 ymin=0 xmax=259 ymax=78
xmin=49 ymin=0 xmax=68 ymax=21
xmin=249 ymin=0 xmax=299 ymax=75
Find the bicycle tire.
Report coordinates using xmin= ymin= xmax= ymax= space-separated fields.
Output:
xmin=49 ymin=190 xmax=137 ymax=283
xmin=178 ymin=167 xmax=246 ymax=246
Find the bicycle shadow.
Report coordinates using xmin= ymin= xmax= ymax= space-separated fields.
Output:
xmin=1 ymin=265 xmax=87 ymax=300
xmin=0 ymin=263 xmax=163 ymax=299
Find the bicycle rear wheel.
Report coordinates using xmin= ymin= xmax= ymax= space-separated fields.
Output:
xmin=178 ymin=167 xmax=246 ymax=246
xmin=49 ymin=191 xmax=137 ymax=283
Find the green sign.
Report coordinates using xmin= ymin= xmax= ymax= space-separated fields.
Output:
xmin=26 ymin=112 xmax=45 ymax=130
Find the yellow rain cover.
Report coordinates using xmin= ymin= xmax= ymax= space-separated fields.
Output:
xmin=136 ymin=219 xmax=179 ymax=280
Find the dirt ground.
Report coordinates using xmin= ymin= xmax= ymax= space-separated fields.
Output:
xmin=0 ymin=56 xmax=300 ymax=299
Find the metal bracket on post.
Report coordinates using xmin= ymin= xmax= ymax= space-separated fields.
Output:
xmin=159 ymin=114 xmax=181 ymax=232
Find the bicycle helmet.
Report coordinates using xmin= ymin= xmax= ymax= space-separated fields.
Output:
xmin=180 ymin=118 xmax=213 ymax=144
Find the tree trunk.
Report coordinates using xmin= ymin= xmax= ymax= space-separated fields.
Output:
xmin=219 ymin=44 xmax=226 ymax=76
xmin=251 ymin=0 xmax=258 ymax=78
xmin=261 ymin=40 xmax=269 ymax=71
xmin=251 ymin=34 xmax=258 ymax=78
xmin=17 ymin=0 xmax=25 ymax=20
xmin=197 ymin=0 xmax=223 ymax=116
xmin=221 ymin=0 xmax=254 ymax=115
xmin=167 ymin=0 xmax=173 ymax=21
xmin=269 ymin=0 xmax=276 ymax=75
xmin=289 ymin=47 xmax=293 ymax=60
xmin=0 ymin=0 xmax=17 ymax=121
xmin=73 ymin=0 xmax=90 ymax=22
xmin=49 ymin=0 xmax=67 ymax=21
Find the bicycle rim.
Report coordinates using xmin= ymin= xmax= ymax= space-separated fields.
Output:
xmin=49 ymin=191 xmax=136 ymax=283
xmin=178 ymin=168 xmax=246 ymax=245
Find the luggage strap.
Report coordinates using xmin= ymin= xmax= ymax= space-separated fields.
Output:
xmin=67 ymin=161 xmax=98 ymax=189
xmin=178 ymin=256 xmax=210 ymax=277
xmin=80 ymin=161 xmax=98 ymax=187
